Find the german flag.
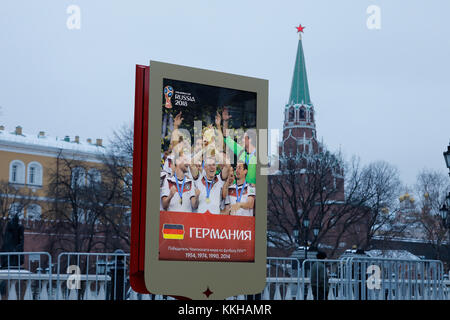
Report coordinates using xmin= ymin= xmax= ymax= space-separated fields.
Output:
xmin=162 ymin=224 xmax=184 ymax=240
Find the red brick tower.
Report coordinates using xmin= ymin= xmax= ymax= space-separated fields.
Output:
xmin=281 ymin=27 xmax=321 ymax=157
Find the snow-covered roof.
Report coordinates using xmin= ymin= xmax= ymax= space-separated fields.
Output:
xmin=0 ymin=126 xmax=106 ymax=159
xmin=340 ymin=249 xmax=421 ymax=261
xmin=366 ymin=250 xmax=421 ymax=261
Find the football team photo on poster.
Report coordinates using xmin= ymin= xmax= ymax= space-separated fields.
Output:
xmin=159 ymin=78 xmax=258 ymax=262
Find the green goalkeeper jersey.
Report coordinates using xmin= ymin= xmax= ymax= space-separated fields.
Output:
xmin=224 ymin=136 xmax=256 ymax=184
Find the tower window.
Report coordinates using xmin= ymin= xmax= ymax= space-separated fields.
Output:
xmin=299 ymin=107 xmax=306 ymax=120
xmin=289 ymin=108 xmax=295 ymax=122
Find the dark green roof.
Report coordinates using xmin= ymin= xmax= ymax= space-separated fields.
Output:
xmin=289 ymin=38 xmax=311 ymax=105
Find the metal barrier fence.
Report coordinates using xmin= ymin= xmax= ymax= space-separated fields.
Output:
xmin=55 ymin=252 xmax=128 ymax=300
xmin=0 ymin=252 xmax=448 ymax=300
xmin=300 ymin=259 xmax=345 ymax=300
xmin=299 ymin=257 xmax=446 ymax=300
xmin=263 ymin=257 xmax=300 ymax=300
xmin=344 ymin=257 xmax=445 ymax=300
xmin=0 ymin=252 xmax=52 ymax=300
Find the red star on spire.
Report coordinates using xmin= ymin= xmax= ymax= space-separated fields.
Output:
xmin=296 ymin=24 xmax=305 ymax=33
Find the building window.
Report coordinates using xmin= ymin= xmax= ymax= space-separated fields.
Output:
xmin=75 ymin=208 xmax=85 ymax=223
xmin=85 ymin=209 xmax=98 ymax=224
xmin=87 ymin=169 xmax=101 ymax=187
xmin=71 ymin=167 xmax=86 ymax=188
xmin=9 ymin=160 xmax=25 ymax=184
xmin=9 ymin=203 xmax=24 ymax=219
xmin=12 ymin=165 xmax=18 ymax=182
xmin=27 ymin=162 xmax=43 ymax=186
xmin=27 ymin=204 xmax=42 ymax=220
xmin=30 ymin=167 xmax=35 ymax=184
xmin=76 ymin=209 xmax=100 ymax=225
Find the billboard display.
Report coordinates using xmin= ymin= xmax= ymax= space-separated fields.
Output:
xmin=141 ymin=61 xmax=268 ymax=299
xmin=159 ymin=78 xmax=257 ymax=263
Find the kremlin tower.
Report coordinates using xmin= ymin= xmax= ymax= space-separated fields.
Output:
xmin=281 ymin=25 xmax=321 ymax=157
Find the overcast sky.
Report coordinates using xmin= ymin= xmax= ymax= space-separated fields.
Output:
xmin=1 ymin=0 xmax=449 ymax=187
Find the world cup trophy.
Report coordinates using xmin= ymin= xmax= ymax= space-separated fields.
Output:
xmin=164 ymin=85 xmax=173 ymax=109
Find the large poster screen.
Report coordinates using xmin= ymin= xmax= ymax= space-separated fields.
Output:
xmin=159 ymin=78 xmax=257 ymax=262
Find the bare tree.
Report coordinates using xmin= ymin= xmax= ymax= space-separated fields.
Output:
xmin=355 ymin=161 xmax=403 ymax=250
xmin=109 ymin=123 xmax=134 ymax=160
xmin=415 ymin=168 xmax=449 ymax=216
xmin=410 ymin=169 xmax=450 ymax=260
xmin=45 ymin=150 xmax=129 ymax=254
xmin=267 ymin=151 xmax=408 ymax=258
xmin=267 ymin=151 xmax=372 ymax=257
xmin=324 ymin=156 xmax=374 ymax=256
xmin=99 ymin=123 xmax=134 ymax=247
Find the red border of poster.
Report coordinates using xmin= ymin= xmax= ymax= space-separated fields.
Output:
xmin=130 ymin=64 xmax=150 ymax=293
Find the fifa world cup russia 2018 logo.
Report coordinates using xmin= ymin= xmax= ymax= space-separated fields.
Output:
xmin=164 ymin=86 xmax=173 ymax=109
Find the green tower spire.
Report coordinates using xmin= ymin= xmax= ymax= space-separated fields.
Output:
xmin=289 ymin=32 xmax=311 ymax=105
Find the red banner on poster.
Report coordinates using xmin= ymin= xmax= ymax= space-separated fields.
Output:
xmin=159 ymin=211 xmax=255 ymax=262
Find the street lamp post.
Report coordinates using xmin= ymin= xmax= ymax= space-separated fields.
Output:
xmin=444 ymin=144 xmax=450 ymax=177
xmin=313 ymin=225 xmax=320 ymax=239
xmin=303 ymin=216 xmax=310 ymax=262
xmin=439 ymin=193 xmax=450 ymax=273
xmin=439 ymin=192 xmax=450 ymax=229
xmin=441 ymin=143 xmax=450 ymax=272
xmin=293 ymin=228 xmax=299 ymax=246
xmin=293 ymin=209 xmax=302 ymax=247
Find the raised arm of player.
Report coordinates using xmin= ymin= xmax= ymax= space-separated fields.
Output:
xmin=191 ymin=188 xmax=200 ymax=210
xmin=189 ymin=163 xmax=199 ymax=180
xmin=170 ymin=112 xmax=184 ymax=147
xmin=222 ymin=167 xmax=234 ymax=200
xmin=220 ymin=162 xmax=231 ymax=181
